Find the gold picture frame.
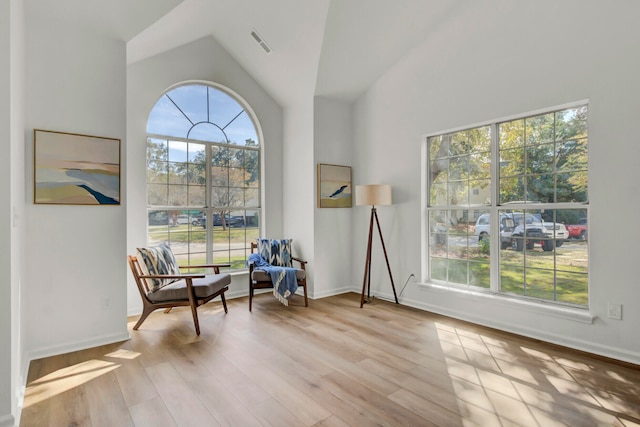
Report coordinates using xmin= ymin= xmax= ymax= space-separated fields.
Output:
xmin=317 ymin=163 xmax=352 ymax=208
xmin=34 ymin=129 xmax=121 ymax=205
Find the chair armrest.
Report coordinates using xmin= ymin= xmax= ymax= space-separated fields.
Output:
xmin=139 ymin=273 xmax=205 ymax=280
xmin=291 ymin=257 xmax=307 ymax=269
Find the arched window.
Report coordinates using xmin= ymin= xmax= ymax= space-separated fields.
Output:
xmin=146 ymin=83 xmax=261 ymax=270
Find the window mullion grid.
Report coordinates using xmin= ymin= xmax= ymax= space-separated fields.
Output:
xmin=226 ymin=161 xmax=231 ymax=257
xmin=464 ymin=143 xmax=471 ymax=288
xmin=147 ymin=84 xmax=262 ymax=272
xmin=425 ymin=102 xmax=588 ymax=307
xmin=523 ymin=118 xmax=528 ymax=204
xmin=205 ymin=144 xmax=213 ymax=264
xmin=489 ymin=123 xmax=500 ymax=293
xmin=521 ymin=120 xmax=528 ymax=298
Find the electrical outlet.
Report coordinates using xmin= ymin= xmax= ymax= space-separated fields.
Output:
xmin=607 ymin=303 xmax=622 ymax=320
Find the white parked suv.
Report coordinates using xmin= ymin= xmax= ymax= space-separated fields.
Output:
xmin=474 ymin=213 xmax=516 ymax=249
xmin=474 ymin=212 xmax=563 ymax=251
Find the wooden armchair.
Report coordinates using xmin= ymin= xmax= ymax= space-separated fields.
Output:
xmin=128 ymin=245 xmax=231 ymax=335
xmin=248 ymin=240 xmax=308 ymax=311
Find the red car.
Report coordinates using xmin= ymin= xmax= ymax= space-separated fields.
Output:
xmin=566 ymin=218 xmax=588 ymax=240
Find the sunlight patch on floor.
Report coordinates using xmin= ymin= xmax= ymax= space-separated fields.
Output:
xmin=24 ymin=359 xmax=120 ymax=407
xmin=104 ymin=349 xmax=141 ymax=360
xmin=433 ymin=321 xmax=640 ymax=426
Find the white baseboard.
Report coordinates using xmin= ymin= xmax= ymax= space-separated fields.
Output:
xmin=0 ymin=414 xmax=15 ymax=427
xmin=25 ymin=330 xmax=131 ymax=363
xmin=310 ymin=286 xmax=354 ymax=300
xmin=396 ymin=293 xmax=640 ymax=366
xmin=12 ymin=355 xmax=29 ymax=427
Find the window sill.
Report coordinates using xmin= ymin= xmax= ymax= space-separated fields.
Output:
xmin=416 ymin=282 xmax=596 ymax=324
xmin=230 ymin=269 xmax=249 ymax=277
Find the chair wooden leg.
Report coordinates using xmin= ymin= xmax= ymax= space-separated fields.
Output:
xmin=249 ymin=284 xmax=254 ymax=312
xmin=221 ymin=293 xmax=228 ymax=313
xmin=190 ymin=303 xmax=201 ymax=335
xmin=133 ymin=306 xmax=154 ymax=331
xmin=301 ymin=280 xmax=308 ymax=307
xmin=186 ymin=281 xmax=201 ymax=335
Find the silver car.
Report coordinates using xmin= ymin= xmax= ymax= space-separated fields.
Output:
xmin=544 ymin=222 xmax=569 ymax=247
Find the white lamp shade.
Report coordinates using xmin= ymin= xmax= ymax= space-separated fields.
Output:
xmin=355 ymin=184 xmax=392 ymax=206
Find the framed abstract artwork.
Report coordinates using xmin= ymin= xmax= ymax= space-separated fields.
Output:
xmin=317 ymin=163 xmax=352 ymax=208
xmin=34 ymin=129 xmax=121 ymax=205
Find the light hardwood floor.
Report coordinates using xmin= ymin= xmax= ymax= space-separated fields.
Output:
xmin=20 ymin=293 xmax=640 ymax=427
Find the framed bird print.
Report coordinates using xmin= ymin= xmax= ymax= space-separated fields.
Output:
xmin=317 ymin=163 xmax=352 ymax=208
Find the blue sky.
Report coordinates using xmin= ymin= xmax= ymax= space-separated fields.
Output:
xmin=146 ymin=84 xmax=258 ymax=147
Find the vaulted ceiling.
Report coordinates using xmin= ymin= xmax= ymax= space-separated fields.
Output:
xmin=24 ymin=0 xmax=455 ymax=107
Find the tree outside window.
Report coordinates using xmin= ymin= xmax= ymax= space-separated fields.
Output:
xmin=426 ymin=103 xmax=588 ymax=307
xmin=146 ymin=84 xmax=261 ymax=270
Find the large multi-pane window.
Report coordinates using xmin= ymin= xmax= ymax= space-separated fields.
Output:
xmin=426 ymin=103 xmax=588 ymax=307
xmin=146 ymin=83 xmax=261 ymax=270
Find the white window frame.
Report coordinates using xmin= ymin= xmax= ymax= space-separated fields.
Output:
xmin=145 ymin=82 xmax=263 ymax=270
xmin=422 ymin=100 xmax=589 ymax=308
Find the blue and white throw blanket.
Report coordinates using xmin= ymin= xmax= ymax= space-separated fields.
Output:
xmin=247 ymin=253 xmax=298 ymax=306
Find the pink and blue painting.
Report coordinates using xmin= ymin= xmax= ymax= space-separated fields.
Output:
xmin=34 ymin=130 xmax=120 ymax=205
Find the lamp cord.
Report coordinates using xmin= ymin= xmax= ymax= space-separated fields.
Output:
xmin=398 ymin=273 xmax=415 ymax=298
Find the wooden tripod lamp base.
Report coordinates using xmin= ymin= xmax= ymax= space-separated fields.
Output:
xmin=355 ymin=185 xmax=399 ymax=308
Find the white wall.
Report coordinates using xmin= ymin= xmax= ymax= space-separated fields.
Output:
xmin=282 ymin=104 xmax=315 ymax=293
xmin=23 ymin=14 xmax=129 ymax=360
xmin=126 ymin=36 xmax=283 ymax=314
xmin=0 ymin=3 xmax=13 ymax=425
xmin=1 ymin=1 xmax=25 ymax=425
xmin=9 ymin=0 xmax=25 ymax=424
xmin=351 ymin=1 xmax=640 ymax=363
xmin=313 ymin=96 xmax=353 ymax=297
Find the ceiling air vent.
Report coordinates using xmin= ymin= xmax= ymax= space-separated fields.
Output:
xmin=250 ymin=29 xmax=273 ymax=54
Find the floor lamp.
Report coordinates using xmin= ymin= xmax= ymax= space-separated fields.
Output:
xmin=355 ymin=184 xmax=399 ymax=308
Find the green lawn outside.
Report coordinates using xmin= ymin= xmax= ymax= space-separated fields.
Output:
xmin=177 ymin=254 xmax=248 ymax=271
xmin=149 ymin=224 xmax=259 ymax=243
xmin=148 ymin=224 xmax=260 ymax=271
xmin=430 ymin=242 xmax=588 ymax=306
xmin=430 ymin=257 xmax=490 ymax=289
